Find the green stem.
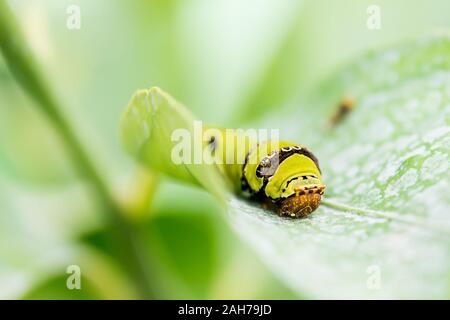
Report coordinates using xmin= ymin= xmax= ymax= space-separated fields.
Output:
xmin=322 ymin=198 xmax=450 ymax=239
xmin=0 ymin=1 xmax=155 ymax=298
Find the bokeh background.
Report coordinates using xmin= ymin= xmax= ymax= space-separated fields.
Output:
xmin=0 ymin=0 xmax=449 ymax=299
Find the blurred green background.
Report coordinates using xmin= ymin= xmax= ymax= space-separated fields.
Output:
xmin=0 ymin=0 xmax=449 ymax=299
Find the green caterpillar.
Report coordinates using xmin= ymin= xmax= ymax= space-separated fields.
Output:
xmin=203 ymin=129 xmax=325 ymax=218
xmin=121 ymin=87 xmax=325 ymax=218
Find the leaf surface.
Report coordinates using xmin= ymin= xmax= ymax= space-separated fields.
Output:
xmin=228 ymin=38 xmax=450 ymax=298
xmin=121 ymin=38 xmax=450 ymax=298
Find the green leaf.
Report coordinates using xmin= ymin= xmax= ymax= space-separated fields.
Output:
xmin=121 ymin=87 xmax=228 ymax=203
xmin=228 ymin=37 xmax=450 ymax=298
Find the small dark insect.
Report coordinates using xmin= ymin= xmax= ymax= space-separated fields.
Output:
xmin=328 ymin=96 xmax=355 ymax=128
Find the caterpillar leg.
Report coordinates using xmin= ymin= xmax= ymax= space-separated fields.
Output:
xmin=260 ymin=197 xmax=277 ymax=212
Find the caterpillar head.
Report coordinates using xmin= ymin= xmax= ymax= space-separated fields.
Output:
xmin=261 ymin=148 xmax=326 ymax=218
xmin=277 ymin=178 xmax=326 ymax=218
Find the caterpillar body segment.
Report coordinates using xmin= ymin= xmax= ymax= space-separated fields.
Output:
xmin=204 ymin=128 xmax=325 ymax=218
